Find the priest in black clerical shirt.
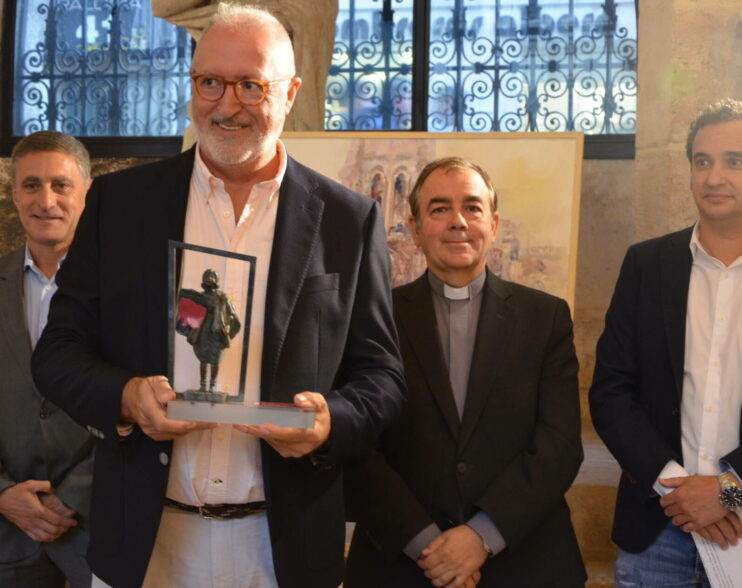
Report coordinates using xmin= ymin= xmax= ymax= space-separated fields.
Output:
xmin=344 ymin=156 xmax=586 ymax=588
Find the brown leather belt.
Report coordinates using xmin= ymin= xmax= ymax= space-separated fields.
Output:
xmin=164 ymin=497 xmax=266 ymax=520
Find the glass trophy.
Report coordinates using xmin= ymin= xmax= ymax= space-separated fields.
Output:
xmin=166 ymin=240 xmax=314 ymax=428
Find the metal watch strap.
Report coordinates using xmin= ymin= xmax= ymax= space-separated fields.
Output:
xmin=718 ymin=471 xmax=742 ymax=510
xmin=719 ymin=471 xmax=739 ymax=490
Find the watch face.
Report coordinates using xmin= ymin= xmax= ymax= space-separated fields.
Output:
xmin=721 ymin=486 xmax=742 ymax=509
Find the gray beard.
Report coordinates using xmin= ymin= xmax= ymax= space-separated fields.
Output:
xmin=198 ymin=131 xmax=261 ymax=168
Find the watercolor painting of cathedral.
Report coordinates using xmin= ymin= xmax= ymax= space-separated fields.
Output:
xmin=283 ymin=133 xmax=581 ymax=304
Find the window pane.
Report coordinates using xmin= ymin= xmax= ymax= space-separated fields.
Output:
xmin=13 ymin=0 xmax=192 ymax=137
xmin=325 ymin=0 xmax=414 ymax=130
xmin=428 ymin=0 xmax=637 ymax=133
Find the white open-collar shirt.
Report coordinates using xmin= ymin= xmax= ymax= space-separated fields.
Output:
xmin=166 ymin=142 xmax=286 ymax=506
xmin=656 ymin=223 xmax=742 ymax=488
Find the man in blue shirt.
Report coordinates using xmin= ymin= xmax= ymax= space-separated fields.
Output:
xmin=0 ymin=131 xmax=93 ymax=587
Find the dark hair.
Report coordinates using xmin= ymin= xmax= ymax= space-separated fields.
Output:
xmin=686 ymin=98 xmax=742 ymax=161
xmin=11 ymin=130 xmax=91 ymax=180
xmin=408 ymin=157 xmax=497 ymax=221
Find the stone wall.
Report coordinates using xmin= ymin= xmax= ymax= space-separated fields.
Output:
xmin=635 ymin=0 xmax=742 ymax=242
xmin=574 ymin=158 xmax=635 ymax=427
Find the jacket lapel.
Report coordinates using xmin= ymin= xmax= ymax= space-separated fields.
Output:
xmin=142 ymin=148 xmax=193 ymax=373
xmin=660 ymin=227 xmax=693 ymax=401
xmin=397 ymin=275 xmax=460 ymax=440
xmin=0 ymin=248 xmax=33 ymax=381
xmin=261 ymin=157 xmax=325 ymax=399
xmin=459 ymin=271 xmax=512 ymax=451
xmin=164 ymin=151 xmax=194 ymax=247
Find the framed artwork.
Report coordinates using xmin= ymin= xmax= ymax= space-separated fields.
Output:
xmin=282 ymin=131 xmax=583 ymax=307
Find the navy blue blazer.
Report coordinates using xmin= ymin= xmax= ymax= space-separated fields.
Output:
xmin=32 ymin=148 xmax=405 ymax=588
xmin=590 ymin=227 xmax=742 ymax=552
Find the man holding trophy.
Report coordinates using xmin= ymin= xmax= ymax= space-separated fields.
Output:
xmin=32 ymin=4 xmax=405 ymax=587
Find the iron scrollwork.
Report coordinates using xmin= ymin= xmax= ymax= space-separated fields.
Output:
xmin=14 ymin=0 xmax=192 ymax=137
xmin=427 ymin=0 xmax=637 ymax=133
xmin=325 ymin=0 xmax=414 ymax=131
xmin=326 ymin=0 xmax=637 ymax=134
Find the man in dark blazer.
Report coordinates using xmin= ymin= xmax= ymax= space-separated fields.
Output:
xmin=590 ymin=99 xmax=742 ymax=586
xmin=345 ymin=157 xmax=585 ymax=588
xmin=31 ymin=5 xmax=404 ymax=588
xmin=0 ymin=131 xmax=93 ymax=586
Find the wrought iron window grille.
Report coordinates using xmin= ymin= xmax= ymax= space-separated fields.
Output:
xmin=2 ymin=0 xmax=193 ymax=157
xmin=325 ymin=0 xmax=637 ymax=159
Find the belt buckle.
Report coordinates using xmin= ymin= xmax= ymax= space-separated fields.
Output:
xmin=198 ymin=505 xmax=220 ymax=520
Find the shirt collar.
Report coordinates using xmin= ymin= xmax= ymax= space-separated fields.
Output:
xmin=689 ymin=221 xmax=703 ymax=260
xmin=192 ymin=140 xmax=288 ymax=202
xmin=689 ymin=221 xmax=742 ymax=268
xmin=427 ymin=269 xmax=486 ymax=301
xmin=23 ymin=243 xmax=64 ymax=280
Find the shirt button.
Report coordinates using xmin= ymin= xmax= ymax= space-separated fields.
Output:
xmin=718 ymin=316 xmax=725 ymax=323
xmin=44 ymin=285 xmax=51 ymax=291
xmin=39 ymin=409 xmax=50 ymax=419
xmin=712 ymin=360 xmax=720 ymax=367
xmin=159 ymin=452 xmax=169 ymax=466
xmin=223 ymin=210 xmax=231 ymax=218
xmin=212 ymin=478 xmax=223 ymax=484
xmin=456 ymin=462 xmax=467 ymax=474
xmin=705 ymin=406 xmax=714 ymax=413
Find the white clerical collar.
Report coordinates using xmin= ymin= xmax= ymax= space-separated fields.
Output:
xmin=427 ymin=270 xmax=486 ymax=301
xmin=443 ymin=283 xmax=470 ymax=300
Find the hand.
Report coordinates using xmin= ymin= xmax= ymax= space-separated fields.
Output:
xmin=0 ymin=480 xmax=77 ymax=542
xmin=233 ymin=392 xmax=331 ymax=458
xmin=659 ymin=475 xmax=726 ymax=531
xmin=120 ymin=376 xmax=217 ymax=441
xmin=697 ymin=511 xmax=742 ymax=550
xmin=38 ymin=492 xmax=76 ymax=519
xmin=417 ymin=525 xmax=488 ymax=587
xmin=460 ymin=570 xmax=481 ymax=588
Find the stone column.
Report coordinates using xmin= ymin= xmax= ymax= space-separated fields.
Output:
xmin=635 ymin=0 xmax=742 ymax=242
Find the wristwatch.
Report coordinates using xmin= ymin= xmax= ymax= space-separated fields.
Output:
xmin=718 ymin=472 xmax=742 ymax=510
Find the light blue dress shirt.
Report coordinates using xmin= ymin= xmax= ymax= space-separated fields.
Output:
xmin=23 ymin=245 xmax=64 ymax=348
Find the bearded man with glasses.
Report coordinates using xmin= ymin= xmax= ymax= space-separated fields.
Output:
xmin=32 ymin=4 xmax=405 ymax=588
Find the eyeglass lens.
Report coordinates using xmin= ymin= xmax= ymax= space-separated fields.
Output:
xmin=195 ymin=77 xmax=264 ymax=105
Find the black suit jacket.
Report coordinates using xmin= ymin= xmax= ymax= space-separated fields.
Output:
xmin=345 ymin=271 xmax=586 ymax=587
xmin=31 ymin=148 xmax=405 ymax=588
xmin=0 ymin=247 xmax=93 ymax=566
xmin=590 ymin=227 xmax=742 ymax=553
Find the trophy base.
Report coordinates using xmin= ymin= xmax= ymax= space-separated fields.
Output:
xmin=182 ymin=389 xmax=228 ymax=402
xmin=167 ymin=398 xmax=315 ymax=428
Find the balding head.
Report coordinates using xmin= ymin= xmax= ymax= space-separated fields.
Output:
xmin=195 ymin=3 xmax=296 ymax=79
